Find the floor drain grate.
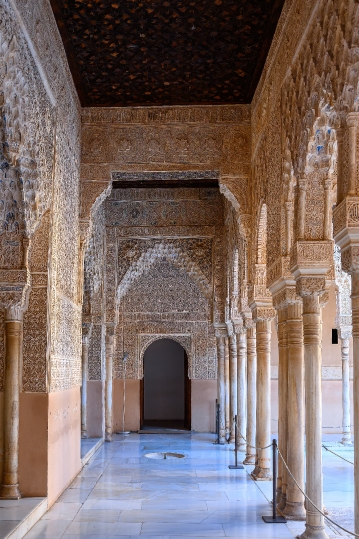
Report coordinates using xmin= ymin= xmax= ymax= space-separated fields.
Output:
xmin=144 ymin=452 xmax=185 ymax=460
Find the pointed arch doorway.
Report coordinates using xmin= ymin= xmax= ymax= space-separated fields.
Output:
xmin=141 ymin=338 xmax=191 ymax=430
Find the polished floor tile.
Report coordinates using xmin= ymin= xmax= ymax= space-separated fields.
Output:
xmin=24 ymin=433 xmax=355 ymax=538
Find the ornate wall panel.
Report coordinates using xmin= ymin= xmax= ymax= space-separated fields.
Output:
xmin=99 ymin=187 xmax=224 ymax=381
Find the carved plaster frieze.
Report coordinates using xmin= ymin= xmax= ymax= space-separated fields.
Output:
xmin=82 ymin=105 xmax=251 ymax=126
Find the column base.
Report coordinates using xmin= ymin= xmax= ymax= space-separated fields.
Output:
xmin=243 ymin=454 xmax=256 ymax=465
xmin=81 ymin=431 xmax=88 ymax=439
xmin=282 ymin=500 xmax=306 ymax=520
xmin=278 ymin=492 xmax=286 ymax=511
xmin=298 ymin=524 xmax=329 ymax=539
xmin=105 ymin=432 xmax=113 ymax=442
xmin=341 ymin=436 xmax=352 ymax=446
xmin=0 ymin=484 xmax=21 ymax=499
xmin=229 ymin=435 xmax=235 ymax=444
xmin=251 ymin=467 xmax=272 ymax=481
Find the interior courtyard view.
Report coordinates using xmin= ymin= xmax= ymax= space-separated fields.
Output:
xmin=2 ymin=0 xmax=359 ymax=537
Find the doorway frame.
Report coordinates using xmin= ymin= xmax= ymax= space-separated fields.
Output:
xmin=140 ymin=341 xmax=191 ymax=430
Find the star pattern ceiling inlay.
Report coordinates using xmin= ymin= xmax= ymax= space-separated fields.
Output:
xmin=50 ymin=0 xmax=285 ymax=106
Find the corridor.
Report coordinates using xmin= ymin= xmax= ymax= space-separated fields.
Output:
xmin=23 ymin=433 xmax=352 ymax=539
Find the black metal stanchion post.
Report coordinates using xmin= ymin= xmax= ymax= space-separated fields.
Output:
xmin=262 ymin=439 xmax=286 ymax=523
xmin=229 ymin=415 xmax=244 ymax=469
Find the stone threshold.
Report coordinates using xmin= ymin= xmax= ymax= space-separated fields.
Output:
xmin=81 ymin=437 xmax=104 ymax=467
xmin=0 ymin=497 xmax=47 ymax=539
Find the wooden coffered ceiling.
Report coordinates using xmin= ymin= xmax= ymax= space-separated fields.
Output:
xmin=50 ymin=0 xmax=285 ymax=107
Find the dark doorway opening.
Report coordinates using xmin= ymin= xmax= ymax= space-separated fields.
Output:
xmin=141 ymin=339 xmax=191 ymax=430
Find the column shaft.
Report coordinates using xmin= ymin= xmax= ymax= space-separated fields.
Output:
xmin=81 ymin=340 xmax=89 ymax=438
xmin=237 ymin=330 xmax=247 ymax=451
xmin=229 ymin=334 xmax=238 ymax=443
xmin=352 ymin=273 xmax=359 ymax=535
xmin=252 ymin=319 xmax=271 ymax=480
xmin=277 ymin=307 xmax=288 ymax=510
xmin=0 ymin=308 xmax=22 ymax=499
xmin=244 ymin=326 xmax=256 ymax=464
xmin=217 ymin=336 xmax=226 ymax=443
xmin=283 ymin=302 xmax=305 ymax=520
xmin=224 ymin=337 xmax=230 ymax=441
xmin=341 ymin=338 xmax=351 ymax=445
xmin=300 ymin=295 xmax=328 ymax=539
xmin=105 ymin=332 xmax=114 ymax=442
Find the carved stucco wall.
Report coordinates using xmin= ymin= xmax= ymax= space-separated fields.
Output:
xmin=0 ymin=0 xmax=82 ymax=392
xmin=250 ymin=0 xmax=359 ymax=289
xmin=97 ymin=187 xmax=225 ymax=381
xmin=79 ymin=105 xmax=251 ymax=229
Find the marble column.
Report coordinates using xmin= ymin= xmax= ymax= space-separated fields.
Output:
xmin=277 ymin=306 xmax=288 ymax=510
xmin=216 ymin=330 xmax=226 ymax=443
xmin=300 ymin=295 xmax=329 ymax=539
xmin=0 ymin=306 xmax=23 ymax=499
xmin=352 ymin=273 xmax=359 ymax=534
xmin=228 ymin=329 xmax=238 ymax=444
xmin=105 ymin=328 xmax=115 ymax=442
xmin=339 ymin=333 xmax=352 ymax=445
xmin=224 ymin=337 xmax=230 ymax=441
xmin=236 ymin=325 xmax=247 ymax=452
xmin=81 ymin=329 xmax=91 ymax=439
xmin=283 ymin=301 xmax=306 ymax=520
xmin=251 ymin=318 xmax=272 ymax=480
xmin=244 ymin=324 xmax=256 ymax=464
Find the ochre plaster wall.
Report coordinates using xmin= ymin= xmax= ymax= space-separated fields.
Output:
xmin=48 ymin=388 xmax=81 ymax=507
xmin=113 ymin=379 xmax=141 ymax=432
xmin=19 ymin=393 xmax=48 ymax=496
xmin=86 ymin=381 xmax=104 ymax=438
xmin=191 ymin=380 xmax=217 ymax=432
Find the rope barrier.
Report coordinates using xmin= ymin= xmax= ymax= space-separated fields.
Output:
xmin=322 ymin=444 xmax=354 ymax=465
xmin=235 ymin=420 xmax=272 ymax=451
xmin=277 ymin=446 xmax=358 ymax=537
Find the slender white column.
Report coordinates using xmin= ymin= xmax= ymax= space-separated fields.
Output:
xmin=244 ymin=325 xmax=256 ymax=464
xmin=283 ymin=301 xmax=305 ymax=520
xmin=352 ymin=273 xmax=359 ymax=535
xmin=81 ymin=334 xmax=90 ymax=439
xmin=236 ymin=328 xmax=247 ymax=452
xmin=105 ymin=329 xmax=115 ymax=442
xmin=0 ymin=306 xmax=23 ymax=499
xmin=228 ymin=332 xmax=237 ymax=443
xmin=252 ymin=319 xmax=272 ymax=480
xmin=224 ymin=337 xmax=230 ymax=441
xmin=300 ymin=295 xmax=329 ymax=539
xmin=277 ymin=307 xmax=288 ymax=510
xmin=216 ymin=333 xmax=226 ymax=443
xmin=340 ymin=335 xmax=352 ymax=445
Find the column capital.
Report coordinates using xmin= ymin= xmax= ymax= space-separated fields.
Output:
xmin=213 ymin=323 xmax=228 ymax=339
xmin=252 ymin=306 xmax=276 ymax=322
xmin=232 ymin=318 xmax=245 ymax=334
xmin=296 ymin=276 xmax=327 ymax=298
xmin=4 ymin=305 xmax=24 ymax=322
xmin=0 ymin=269 xmax=29 ymax=314
xmin=82 ymin=322 xmax=93 ymax=346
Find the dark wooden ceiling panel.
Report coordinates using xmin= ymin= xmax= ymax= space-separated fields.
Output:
xmin=50 ymin=0 xmax=285 ymax=107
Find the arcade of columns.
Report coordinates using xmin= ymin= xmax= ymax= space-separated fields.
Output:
xmin=2 ymin=0 xmax=359 ymax=538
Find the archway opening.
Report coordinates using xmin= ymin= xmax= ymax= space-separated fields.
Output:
xmin=141 ymin=338 xmax=191 ymax=430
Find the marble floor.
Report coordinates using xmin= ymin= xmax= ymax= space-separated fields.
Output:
xmin=23 ymin=433 xmax=354 ymax=539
